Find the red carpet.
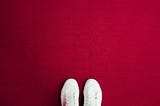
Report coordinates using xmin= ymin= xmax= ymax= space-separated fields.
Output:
xmin=1 ymin=0 xmax=160 ymax=106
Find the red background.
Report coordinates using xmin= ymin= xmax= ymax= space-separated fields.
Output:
xmin=1 ymin=0 xmax=160 ymax=106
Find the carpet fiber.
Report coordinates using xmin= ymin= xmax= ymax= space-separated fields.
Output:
xmin=1 ymin=0 xmax=160 ymax=106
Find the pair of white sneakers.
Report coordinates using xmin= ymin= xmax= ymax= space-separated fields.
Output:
xmin=61 ymin=78 xmax=102 ymax=106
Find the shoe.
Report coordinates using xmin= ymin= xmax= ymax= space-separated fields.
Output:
xmin=83 ymin=79 xmax=102 ymax=106
xmin=61 ymin=78 xmax=79 ymax=106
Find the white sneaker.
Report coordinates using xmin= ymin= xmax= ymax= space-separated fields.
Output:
xmin=61 ymin=79 xmax=79 ymax=106
xmin=83 ymin=79 xmax=102 ymax=106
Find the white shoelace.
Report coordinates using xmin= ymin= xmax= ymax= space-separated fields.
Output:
xmin=65 ymin=92 xmax=76 ymax=106
xmin=85 ymin=92 xmax=100 ymax=106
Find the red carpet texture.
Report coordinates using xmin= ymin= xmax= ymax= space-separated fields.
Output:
xmin=1 ymin=0 xmax=160 ymax=106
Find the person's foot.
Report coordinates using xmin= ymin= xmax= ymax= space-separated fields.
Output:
xmin=83 ymin=79 xmax=102 ymax=106
xmin=61 ymin=79 xmax=79 ymax=106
